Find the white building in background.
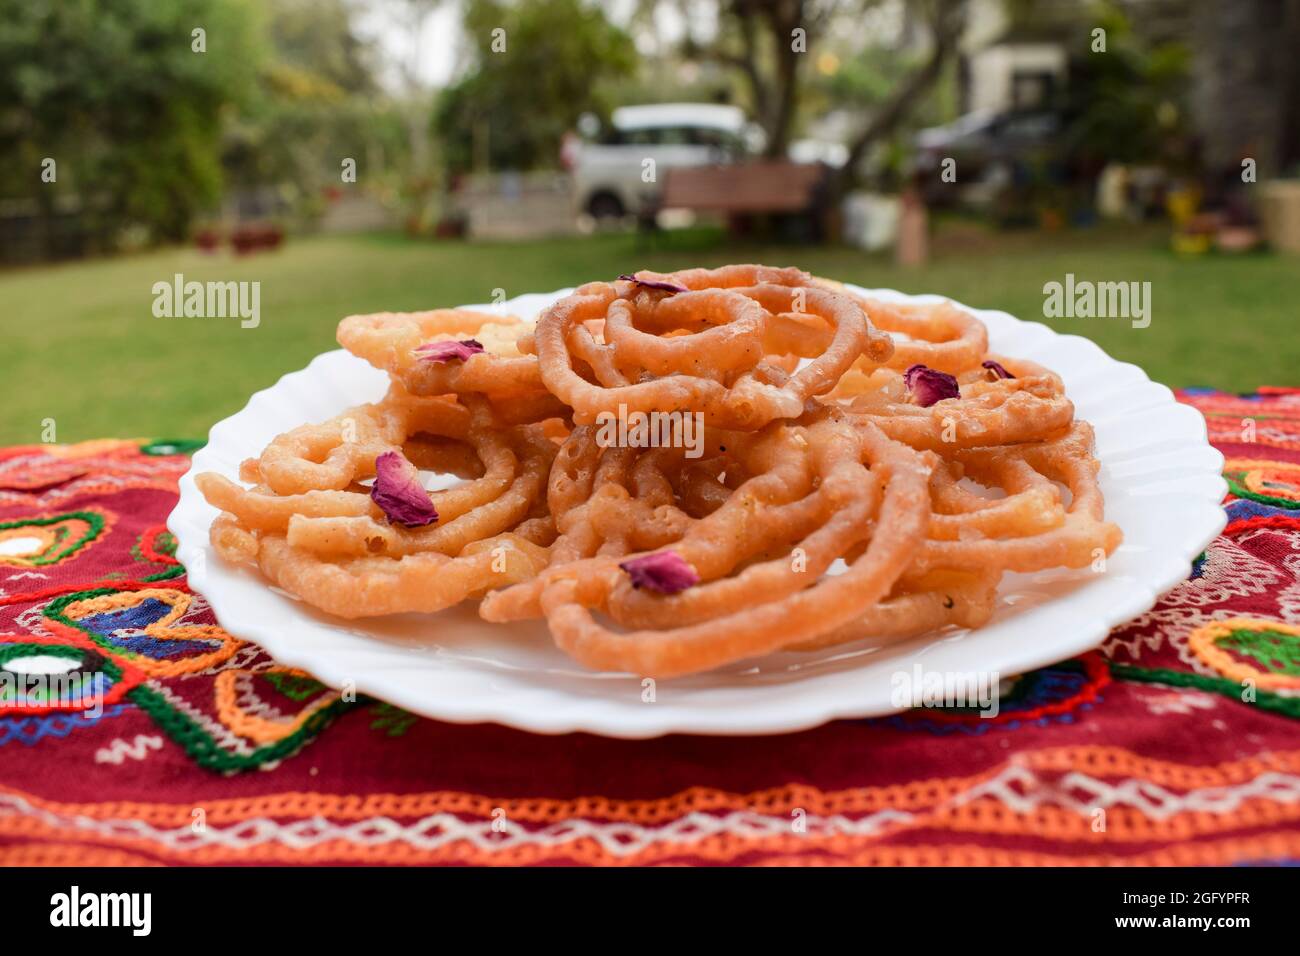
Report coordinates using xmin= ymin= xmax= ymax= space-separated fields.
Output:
xmin=958 ymin=0 xmax=1069 ymax=115
xmin=962 ymin=42 xmax=1068 ymax=114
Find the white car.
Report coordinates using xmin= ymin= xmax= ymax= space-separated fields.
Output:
xmin=568 ymin=103 xmax=762 ymax=221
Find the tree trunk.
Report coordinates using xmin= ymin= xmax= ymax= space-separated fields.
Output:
xmin=831 ymin=0 xmax=965 ymax=197
xmin=762 ymin=1 xmax=805 ymax=158
xmin=1191 ymin=0 xmax=1298 ymax=174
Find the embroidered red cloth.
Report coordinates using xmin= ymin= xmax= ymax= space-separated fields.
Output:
xmin=1 ymin=391 xmax=1298 ymax=867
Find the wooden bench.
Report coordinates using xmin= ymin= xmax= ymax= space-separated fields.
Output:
xmin=640 ymin=161 xmax=831 ymax=242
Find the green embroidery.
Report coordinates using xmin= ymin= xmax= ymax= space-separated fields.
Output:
xmin=1220 ymin=627 xmax=1300 ymax=677
xmin=43 ymin=586 xmax=351 ymax=772
xmin=43 ymin=587 xmax=146 ymax=662
xmin=140 ymin=438 xmax=206 ymax=456
xmin=264 ymin=672 xmax=327 ymax=701
xmin=1110 ymin=662 xmax=1300 ymax=719
xmin=0 ymin=639 xmax=127 ymax=705
xmin=44 ymin=587 xmax=115 ymax=621
xmin=0 ymin=642 xmax=105 ymax=704
xmin=141 ymin=565 xmax=185 ymax=582
xmin=0 ymin=510 xmax=105 ymax=565
xmin=131 ymin=530 xmax=176 ymax=564
xmin=1224 ymin=474 xmax=1300 ymax=509
xmin=368 ymin=702 xmax=417 ymax=738
xmin=129 ymin=680 xmax=350 ymax=773
xmin=154 ymin=530 xmax=177 ymax=557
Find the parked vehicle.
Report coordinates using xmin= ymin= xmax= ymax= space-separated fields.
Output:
xmin=913 ymin=108 xmax=1066 ymax=206
xmin=568 ymin=103 xmax=762 ymax=221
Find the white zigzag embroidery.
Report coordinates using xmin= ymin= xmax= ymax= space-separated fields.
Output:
xmin=94 ymin=735 xmax=164 ymax=765
xmin=2 ymin=768 xmax=1299 ymax=856
xmin=0 ymin=791 xmax=913 ymax=856
xmin=957 ymin=764 xmax=1300 ymax=820
xmin=1141 ymin=688 xmax=1219 ymax=715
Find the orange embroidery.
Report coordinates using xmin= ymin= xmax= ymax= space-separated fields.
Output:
xmin=3 ymin=746 xmax=1300 ymax=866
xmin=3 ymin=817 xmax=1296 ymax=867
xmin=214 ymin=667 xmax=341 ymax=744
xmin=1188 ymin=617 xmax=1300 ymax=691
xmin=5 ymin=746 xmax=1299 ymax=827
xmin=58 ymin=588 xmax=241 ymax=677
xmin=0 ymin=842 xmax=161 ymax=867
xmin=0 ymin=508 xmax=112 ymax=568
xmin=1223 ymin=456 xmax=1300 ymax=472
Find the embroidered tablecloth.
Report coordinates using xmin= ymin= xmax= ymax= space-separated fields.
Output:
xmin=2 ymin=389 xmax=1298 ymax=867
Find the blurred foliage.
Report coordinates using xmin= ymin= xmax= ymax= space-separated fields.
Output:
xmin=0 ymin=0 xmax=263 ymax=246
xmin=0 ymin=0 xmax=414 ymax=250
xmin=220 ymin=0 xmax=408 ymax=225
xmin=1063 ymin=2 xmax=1192 ymax=167
xmin=0 ymin=0 xmax=1216 ymax=257
xmin=804 ymin=40 xmax=961 ymax=188
xmin=268 ymin=0 xmax=376 ymax=95
xmin=433 ymin=0 xmax=637 ymax=173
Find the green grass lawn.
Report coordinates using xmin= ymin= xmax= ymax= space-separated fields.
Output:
xmin=1 ymin=224 xmax=1295 ymax=444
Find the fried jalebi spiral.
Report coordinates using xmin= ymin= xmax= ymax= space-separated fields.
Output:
xmin=338 ymin=308 xmax=547 ymax=398
xmin=831 ymin=355 xmax=1074 ymax=450
xmin=815 ymin=278 xmax=990 ymax=374
xmin=480 ymin=422 xmax=732 ymax=621
xmin=247 ymin=382 xmax=563 ymax=497
xmin=787 ymin=568 xmax=1001 ymax=651
xmin=527 ymin=264 xmax=892 ymax=429
xmin=481 ymin=407 xmax=934 ymax=677
xmin=196 ymin=262 xmax=1124 ymax=677
xmin=914 ymin=421 xmax=1122 ymax=574
xmin=197 ymin=391 xmax=557 ymax=617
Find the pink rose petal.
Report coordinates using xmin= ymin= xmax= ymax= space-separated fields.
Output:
xmin=619 ymin=550 xmax=699 ymax=594
xmin=903 ymin=364 xmax=960 ymax=407
xmin=981 ymin=359 xmax=1015 ymax=380
xmin=416 ymin=339 xmax=485 ymax=363
xmin=617 ymin=273 xmax=689 ymax=294
xmin=371 ymin=451 xmax=438 ymax=527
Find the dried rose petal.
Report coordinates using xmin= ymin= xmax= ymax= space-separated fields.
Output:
xmin=371 ymin=451 xmax=438 ymax=527
xmin=619 ymin=550 xmax=699 ymax=594
xmin=903 ymin=364 xmax=960 ymax=407
xmin=982 ymin=359 xmax=1015 ymax=380
xmin=617 ymin=273 xmax=689 ymax=295
xmin=416 ymin=339 xmax=485 ymax=363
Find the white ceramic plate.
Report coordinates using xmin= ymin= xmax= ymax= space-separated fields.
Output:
xmin=169 ymin=285 xmax=1226 ymax=738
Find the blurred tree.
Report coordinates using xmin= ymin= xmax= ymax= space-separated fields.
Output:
xmin=1062 ymin=3 xmax=1190 ymax=169
xmin=675 ymin=0 xmax=968 ymax=192
xmin=375 ymin=0 xmax=446 ymax=233
xmin=433 ymin=0 xmax=637 ymax=173
xmin=220 ymin=0 xmax=404 ymax=222
xmin=835 ymin=0 xmax=967 ymax=190
xmin=0 ymin=0 xmax=263 ymax=250
xmin=1190 ymin=0 xmax=1300 ymax=176
xmin=268 ymin=0 xmax=376 ymax=95
xmin=678 ymin=0 xmax=839 ymax=159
